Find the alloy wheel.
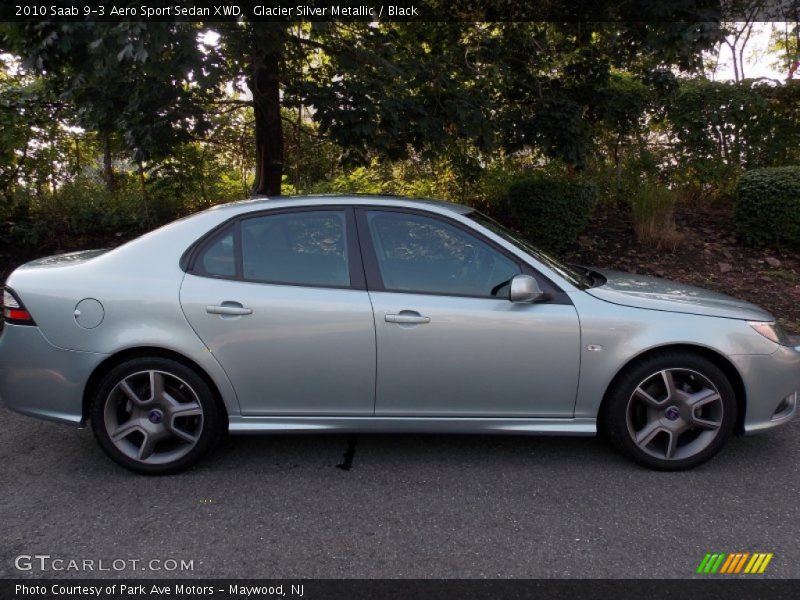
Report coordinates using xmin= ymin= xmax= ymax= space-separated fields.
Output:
xmin=625 ymin=368 xmax=723 ymax=461
xmin=103 ymin=370 xmax=204 ymax=465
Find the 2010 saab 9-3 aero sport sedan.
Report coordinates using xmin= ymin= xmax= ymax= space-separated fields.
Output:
xmin=1 ymin=195 xmax=799 ymax=474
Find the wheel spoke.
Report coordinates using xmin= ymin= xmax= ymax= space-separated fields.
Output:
xmin=664 ymin=430 xmax=677 ymax=459
xmin=660 ymin=370 xmax=678 ymax=401
xmin=684 ymin=388 xmax=722 ymax=430
xmin=634 ymin=386 xmax=664 ymax=408
xmin=635 ymin=420 xmax=664 ymax=447
xmin=171 ymin=402 xmax=203 ymax=419
xmin=137 ymin=431 xmax=157 ymax=461
xmin=684 ymin=388 xmax=720 ymax=411
xmin=172 ymin=402 xmax=203 ymax=419
xmin=162 ymin=391 xmax=203 ymax=420
xmin=690 ymin=416 xmax=721 ymax=430
xmin=119 ymin=381 xmax=146 ymax=407
xmin=166 ymin=395 xmax=203 ymax=444
xmin=111 ymin=418 xmax=146 ymax=442
xmin=148 ymin=371 xmax=165 ymax=402
xmin=168 ymin=423 xmax=199 ymax=444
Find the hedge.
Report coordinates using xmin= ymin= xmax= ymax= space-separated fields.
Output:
xmin=489 ymin=174 xmax=597 ymax=252
xmin=733 ymin=166 xmax=800 ymax=248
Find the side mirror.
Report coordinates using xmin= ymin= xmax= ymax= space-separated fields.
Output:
xmin=509 ymin=275 xmax=547 ymax=303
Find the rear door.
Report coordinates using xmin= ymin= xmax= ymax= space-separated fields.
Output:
xmin=180 ymin=207 xmax=376 ymax=416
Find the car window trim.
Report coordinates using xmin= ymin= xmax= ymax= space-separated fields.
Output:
xmin=353 ymin=206 xmax=570 ymax=304
xmin=183 ymin=205 xmax=366 ymax=292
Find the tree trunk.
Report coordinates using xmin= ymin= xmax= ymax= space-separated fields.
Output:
xmin=102 ymin=132 xmax=115 ymax=192
xmin=138 ymin=161 xmax=150 ymax=227
xmin=294 ymin=105 xmax=302 ymax=194
xmin=200 ymin=147 xmax=209 ymax=207
xmin=74 ymin=137 xmax=81 ymax=173
xmin=250 ymin=26 xmax=285 ymax=197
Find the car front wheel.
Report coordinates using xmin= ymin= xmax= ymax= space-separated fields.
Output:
xmin=91 ymin=358 xmax=223 ymax=474
xmin=604 ymin=352 xmax=737 ymax=470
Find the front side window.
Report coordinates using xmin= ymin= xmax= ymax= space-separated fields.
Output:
xmin=241 ymin=210 xmax=349 ymax=287
xmin=365 ymin=211 xmax=520 ymax=297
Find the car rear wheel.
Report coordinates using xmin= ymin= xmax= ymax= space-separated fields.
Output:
xmin=91 ymin=358 xmax=222 ymax=474
xmin=603 ymin=352 xmax=737 ymax=470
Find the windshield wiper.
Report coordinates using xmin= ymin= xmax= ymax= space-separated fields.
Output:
xmin=572 ymin=265 xmax=600 ymax=288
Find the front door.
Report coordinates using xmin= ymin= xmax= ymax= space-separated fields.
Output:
xmin=357 ymin=208 xmax=581 ymax=417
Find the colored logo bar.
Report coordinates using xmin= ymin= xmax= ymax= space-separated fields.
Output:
xmin=696 ymin=553 xmax=774 ymax=574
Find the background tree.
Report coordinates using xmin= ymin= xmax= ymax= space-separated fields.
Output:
xmin=769 ymin=21 xmax=800 ymax=78
xmin=4 ymin=16 xmax=800 ymax=260
xmin=3 ymin=22 xmax=214 ymax=187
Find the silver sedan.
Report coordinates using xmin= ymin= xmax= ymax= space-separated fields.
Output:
xmin=1 ymin=195 xmax=798 ymax=473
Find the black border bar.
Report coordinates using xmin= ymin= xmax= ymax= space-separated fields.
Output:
xmin=2 ymin=0 xmax=800 ymax=22
xmin=3 ymin=579 xmax=800 ymax=600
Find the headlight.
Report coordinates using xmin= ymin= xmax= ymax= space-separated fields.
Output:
xmin=748 ymin=321 xmax=791 ymax=346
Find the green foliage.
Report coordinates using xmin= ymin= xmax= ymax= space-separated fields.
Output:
xmin=2 ymin=22 xmax=215 ymax=164
xmin=292 ymin=23 xmax=492 ymax=166
xmin=585 ymin=148 xmax=662 ymax=208
xmin=297 ymin=21 xmax=721 ymax=172
xmin=665 ymin=79 xmax=800 ymax=191
xmin=147 ymin=142 xmax=246 ymax=213
xmin=281 ymin=109 xmax=341 ymax=195
xmin=595 ymin=72 xmax=653 ymax=141
xmin=733 ymin=167 xmax=800 ymax=248
xmin=629 ymin=181 xmax=681 ymax=249
xmin=1 ymin=142 xmax=250 ymax=253
xmin=3 ymin=19 xmax=799 ymax=259
xmin=4 ymin=177 xmax=148 ymax=249
xmin=0 ymin=61 xmax=82 ymax=197
xmin=487 ymin=174 xmax=597 ymax=252
xmin=308 ymin=144 xmax=496 ymax=203
xmin=308 ymin=159 xmax=455 ymax=200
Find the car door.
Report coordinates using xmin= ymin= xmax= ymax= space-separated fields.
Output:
xmin=180 ymin=207 xmax=376 ymax=415
xmin=357 ymin=208 xmax=581 ymax=417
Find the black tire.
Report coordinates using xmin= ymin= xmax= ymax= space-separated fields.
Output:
xmin=90 ymin=357 xmax=223 ymax=475
xmin=602 ymin=351 xmax=737 ymax=471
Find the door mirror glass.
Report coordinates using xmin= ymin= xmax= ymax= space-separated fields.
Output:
xmin=509 ymin=275 xmax=546 ymax=303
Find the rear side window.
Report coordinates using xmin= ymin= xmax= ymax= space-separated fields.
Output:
xmin=197 ymin=228 xmax=236 ymax=277
xmin=240 ymin=211 xmax=350 ymax=288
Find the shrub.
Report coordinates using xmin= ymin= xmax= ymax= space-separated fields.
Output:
xmin=488 ymin=173 xmax=597 ymax=252
xmin=630 ymin=182 xmax=682 ymax=250
xmin=733 ymin=167 xmax=800 ymax=248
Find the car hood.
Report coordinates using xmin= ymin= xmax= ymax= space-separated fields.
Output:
xmin=585 ymin=269 xmax=774 ymax=321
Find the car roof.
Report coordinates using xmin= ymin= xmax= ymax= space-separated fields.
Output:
xmin=216 ymin=194 xmax=475 ymax=215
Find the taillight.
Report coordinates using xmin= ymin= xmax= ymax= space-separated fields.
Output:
xmin=2 ymin=287 xmax=35 ymax=325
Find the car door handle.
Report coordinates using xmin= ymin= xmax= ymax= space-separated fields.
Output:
xmin=206 ymin=304 xmax=253 ymax=316
xmin=385 ymin=313 xmax=430 ymax=324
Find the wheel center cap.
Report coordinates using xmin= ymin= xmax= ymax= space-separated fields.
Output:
xmin=664 ymin=406 xmax=681 ymax=421
xmin=148 ymin=409 xmax=164 ymax=424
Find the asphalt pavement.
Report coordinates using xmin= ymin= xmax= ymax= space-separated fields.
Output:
xmin=1 ymin=404 xmax=799 ymax=579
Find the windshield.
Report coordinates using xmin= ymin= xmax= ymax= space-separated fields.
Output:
xmin=467 ymin=211 xmax=593 ymax=290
